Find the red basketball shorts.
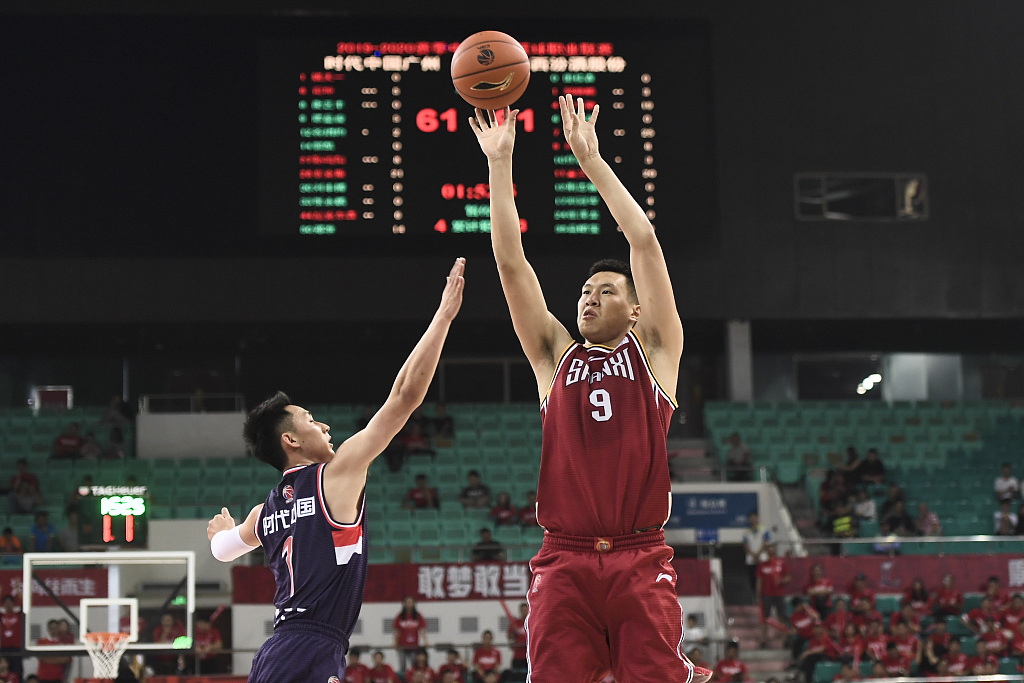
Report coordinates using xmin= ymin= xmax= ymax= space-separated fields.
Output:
xmin=526 ymin=530 xmax=705 ymax=683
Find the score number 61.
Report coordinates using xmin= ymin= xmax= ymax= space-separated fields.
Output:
xmin=416 ymin=108 xmax=535 ymax=133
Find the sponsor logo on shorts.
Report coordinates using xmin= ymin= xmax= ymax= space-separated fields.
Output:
xmin=656 ymin=572 xmax=673 ymax=583
xmin=283 ymin=485 xmax=295 ymax=503
xmin=531 ymin=574 xmax=542 ymax=594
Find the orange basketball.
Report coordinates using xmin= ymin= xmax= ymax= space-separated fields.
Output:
xmin=451 ymin=30 xmax=530 ymax=110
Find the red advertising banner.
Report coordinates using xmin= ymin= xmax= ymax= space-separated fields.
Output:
xmin=233 ymin=558 xmax=711 ymax=604
xmin=0 ymin=569 xmax=109 ymax=606
xmin=783 ymin=554 xmax=1024 ymax=595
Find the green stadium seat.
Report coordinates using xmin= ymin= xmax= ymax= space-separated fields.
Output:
xmin=875 ymin=595 xmax=900 ymax=615
xmin=998 ymin=658 xmax=1020 ymax=675
xmin=813 ymin=661 xmax=842 ymax=683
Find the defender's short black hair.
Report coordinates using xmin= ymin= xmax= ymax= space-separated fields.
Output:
xmin=243 ymin=391 xmax=294 ymax=472
xmin=588 ymin=258 xmax=637 ymax=303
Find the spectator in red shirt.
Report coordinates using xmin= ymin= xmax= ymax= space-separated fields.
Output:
xmin=516 ymin=491 xmax=537 ymax=527
xmin=34 ymin=620 xmax=69 ymax=683
xmin=1011 ymin=620 xmax=1024 ymax=658
xmin=0 ymin=656 xmax=17 ymax=683
xmin=862 ymin=620 xmax=889 ymax=661
xmin=963 ymin=596 xmax=998 ymax=635
xmin=51 ymin=423 xmax=83 ymax=459
xmin=932 ymin=573 xmax=964 ymax=617
xmin=925 ymin=658 xmax=952 ymax=680
xmin=879 ymin=642 xmax=911 ymax=677
xmin=402 ymin=474 xmax=439 ymax=510
xmin=903 ymin=578 xmax=932 ymax=618
xmin=393 ymin=597 xmax=429 ymax=674
xmin=436 ymin=649 xmax=467 ymax=682
xmin=370 ymin=650 xmax=401 ymax=683
xmin=798 ymin=624 xmax=841 ymax=683
xmin=404 ymin=649 xmax=436 ymax=683
xmin=345 ymin=648 xmax=372 ymax=683
xmin=966 ymin=639 xmax=998 ymax=675
xmin=941 ymin=638 xmax=969 ymax=675
xmin=472 ymin=630 xmax=501 ymax=682
xmin=889 ymin=604 xmax=922 ymax=635
xmin=151 ymin=612 xmax=186 ymax=674
xmin=756 ymin=544 xmax=791 ymax=646
xmin=804 ymin=563 xmax=834 ymax=617
xmin=1000 ymin=593 xmax=1024 ymax=629
xmin=0 ymin=596 xmax=22 ymax=682
xmin=789 ymin=597 xmax=822 ymax=661
xmin=890 ymin=621 xmax=921 ymax=666
xmin=850 ymin=607 xmax=883 ymax=635
xmin=836 ymin=623 xmax=864 ymax=662
xmin=978 ymin=616 xmax=1010 ymax=657
xmin=488 ymin=492 xmax=518 ymax=527
xmin=194 ymin=617 xmax=223 ymax=673
xmin=849 ymin=574 xmax=876 ymax=617
xmin=981 ymin=576 xmax=1011 ymax=610
xmin=825 ymin=598 xmax=851 ymax=637
xmin=922 ymin=618 xmax=952 ymax=671
xmin=713 ymin=642 xmax=749 ymax=683
xmin=506 ymin=603 xmax=529 ymax=671
xmin=688 ymin=647 xmax=712 ymax=673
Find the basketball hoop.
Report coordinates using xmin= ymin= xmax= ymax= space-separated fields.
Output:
xmin=83 ymin=632 xmax=130 ymax=680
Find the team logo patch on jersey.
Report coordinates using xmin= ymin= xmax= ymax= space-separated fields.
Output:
xmin=283 ymin=485 xmax=295 ymax=503
xmin=328 ymin=677 xmax=341 ymax=683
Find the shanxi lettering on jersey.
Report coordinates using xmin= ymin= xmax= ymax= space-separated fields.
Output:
xmin=563 ymin=347 xmax=636 ymax=386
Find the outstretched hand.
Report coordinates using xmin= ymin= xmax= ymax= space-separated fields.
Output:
xmin=559 ymin=95 xmax=600 ymax=162
xmin=468 ymin=107 xmax=519 ymax=161
xmin=437 ymin=257 xmax=466 ymax=322
xmin=207 ymin=507 xmax=234 ymax=540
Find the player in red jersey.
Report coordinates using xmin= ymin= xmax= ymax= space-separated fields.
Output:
xmin=471 ymin=96 xmax=708 ymax=683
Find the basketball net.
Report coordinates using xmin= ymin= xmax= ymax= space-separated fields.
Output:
xmin=83 ymin=632 xmax=130 ymax=680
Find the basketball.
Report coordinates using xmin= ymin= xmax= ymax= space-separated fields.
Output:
xmin=451 ymin=30 xmax=530 ymax=110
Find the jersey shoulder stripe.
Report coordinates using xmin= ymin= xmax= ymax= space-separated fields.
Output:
xmin=628 ymin=330 xmax=678 ymax=408
xmin=315 ymin=464 xmax=365 ymax=566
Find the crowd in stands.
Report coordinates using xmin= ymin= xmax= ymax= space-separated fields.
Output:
xmin=362 ymin=597 xmax=529 ymax=683
xmin=715 ymin=553 xmax=1024 ymax=683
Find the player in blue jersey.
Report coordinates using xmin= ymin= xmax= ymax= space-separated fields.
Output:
xmin=207 ymin=258 xmax=466 ymax=683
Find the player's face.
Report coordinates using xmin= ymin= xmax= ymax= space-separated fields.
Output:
xmin=577 ymin=272 xmax=639 ymax=344
xmin=284 ymin=405 xmax=334 ymax=463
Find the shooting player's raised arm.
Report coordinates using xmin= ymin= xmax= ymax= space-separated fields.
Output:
xmin=469 ymin=107 xmax=572 ymax=395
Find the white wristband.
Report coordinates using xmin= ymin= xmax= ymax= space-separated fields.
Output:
xmin=211 ymin=526 xmax=255 ymax=562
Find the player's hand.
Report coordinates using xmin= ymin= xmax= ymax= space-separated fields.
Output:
xmin=207 ymin=507 xmax=235 ymax=540
xmin=468 ymin=106 xmax=519 ymax=161
xmin=436 ymin=257 xmax=466 ymax=322
xmin=560 ymin=95 xmax=600 ymax=163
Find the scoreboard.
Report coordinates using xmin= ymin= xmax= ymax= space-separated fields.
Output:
xmin=78 ymin=485 xmax=149 ymax=548
xmin=258 ymin=21 xmax=715 ymax=250
xmin=0 ymin=16 xmax=714 ymax=257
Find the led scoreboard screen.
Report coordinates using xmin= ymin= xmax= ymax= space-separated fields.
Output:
xmin=78 ymin=485 xmax=149 ymax=548
xmin=258 ymin=21 xmax=714 ymax=249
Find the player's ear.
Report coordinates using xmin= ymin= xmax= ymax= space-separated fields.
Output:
xmin=629 ymin=303 xmax=641 ymax=324
xmin=281 ymin=430 xmax=299 ymax=449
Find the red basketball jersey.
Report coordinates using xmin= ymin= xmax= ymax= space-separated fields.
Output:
xmin=538 ymin=330 xmax=676 ymax=537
